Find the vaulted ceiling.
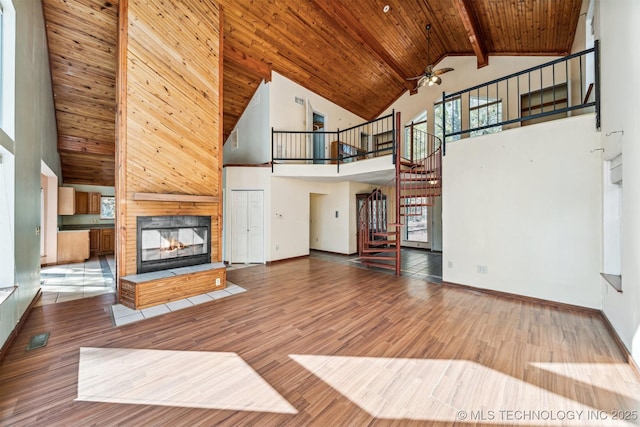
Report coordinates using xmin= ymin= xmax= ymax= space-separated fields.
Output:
xmin=42 ymin=0 xmax=583 ymax=187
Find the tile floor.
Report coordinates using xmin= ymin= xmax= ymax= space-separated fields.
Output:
xmin=39 ymin=255 xmax=116 ymax=306
xmin=111 ymin=283 xmax=247 ymax=326
xmin=310 ymin=248 xmax=443 ymax=283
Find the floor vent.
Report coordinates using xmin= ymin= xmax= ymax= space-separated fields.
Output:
xmin=26 ymin=332 xmax=50 ymax=351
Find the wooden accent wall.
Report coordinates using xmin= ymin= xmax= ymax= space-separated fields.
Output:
xmin=116 ymin=0 xmax=223 ymax=279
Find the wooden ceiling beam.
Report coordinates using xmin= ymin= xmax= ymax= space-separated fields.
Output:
xmin=310 ymin=0 xmax=415 ymax=93
xmin=58 ymin=135 xmax=115 ymax=156
xmin=454 ymin=0 xmax=489 ymax=68
xmin=224 ymin=45 xmax=272 ymax=83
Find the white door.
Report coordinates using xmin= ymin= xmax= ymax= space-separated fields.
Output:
xmin=231 ymin=190 xmax=264 ymax=263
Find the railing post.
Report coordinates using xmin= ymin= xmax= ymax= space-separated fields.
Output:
xmin=391 ymin=109 xmax=396 ymax=165
xmin=395 ymin=111 xmax=401 ymax=276
xmin=594 ymin=39 xmax=601 ymax=130
xmin=336 ymin=128 xmax=340 ymax=173
xmin=271 ymin=127 xmax=274 ymax=172
xmin=442 ymin=91 xmax=446 ymax=156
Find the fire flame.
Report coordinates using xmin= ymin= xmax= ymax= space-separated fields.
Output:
xmin=161 ymin=237 xmax=186 ymax=253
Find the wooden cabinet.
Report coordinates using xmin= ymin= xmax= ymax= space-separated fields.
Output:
xmin=88 ymin=192 xmax=101 ymax=214
xmin=330 ymin=140 xmax=365 ymax=164
xmin=75 ymin=191 xmax=89 ymax=214
xmin=89 ymin=229 xmax=100 ymax=254
xmin=57 ymin=231 xmax=90 ymax=263
xmin=100 ymin=228 xmax=115 ymax=253
xmin=58 ymin=187 xmax=75 ymax=215
xmin=75 ymin=191 xmax=101 ymax=215
xmin=90 ymin=227 xmax=115 ymax=255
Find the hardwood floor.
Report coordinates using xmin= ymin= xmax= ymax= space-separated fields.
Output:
xmin=1 ymin=258 xmax=638 ymax=426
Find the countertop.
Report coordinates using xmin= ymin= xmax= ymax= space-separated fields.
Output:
xmin=60 ymin=224 xmax=115 ymax=231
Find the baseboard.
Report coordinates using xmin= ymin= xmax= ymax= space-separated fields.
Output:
xmin=311 ymin=249 xmax=357 ymax=256
xmin=441 ymin=281 xmax=600 ymax=314
xmin=0 ymin=288 xmax=42 ymax=364
xmin=266 ymin=254 xmax=310 ymax=264
xmin=599 ymin=311 xmax=640 ymax=381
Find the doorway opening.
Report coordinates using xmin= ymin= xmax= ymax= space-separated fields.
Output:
xmin=312 ymin=112 xmax=325 ymax=164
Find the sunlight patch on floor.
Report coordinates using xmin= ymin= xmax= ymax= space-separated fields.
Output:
xmin=76 ymin=348 xmax=297 ymax=413
xmin=530 ymin=362 xmax=640 ymax=401
xmin=290 ymin=355 xmax=637 ymax=424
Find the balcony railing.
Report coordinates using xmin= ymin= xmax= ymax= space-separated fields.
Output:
xmin=271 ymin=111 xmax=396 ymax=172
xmin=441 ymin=42 xmax=600 ymax=154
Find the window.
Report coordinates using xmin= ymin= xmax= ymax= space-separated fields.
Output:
xmin=100 ymin=196 xmax=116 ymax=220
xmin=0 ymin=0 xmax=15 ymax=139
xmin=434 ymin=96 xmax=461 ymax=142
xmin=0 ymin=4 xmax=4 ymax=123
xmin=404 ymin=111 xmax=427 ymax=161
xmin=469 ymin=96 xmax=503 ymax=137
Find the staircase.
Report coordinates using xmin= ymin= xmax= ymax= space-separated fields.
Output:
xmin=358 ymin=114 xmax=442 ymax=275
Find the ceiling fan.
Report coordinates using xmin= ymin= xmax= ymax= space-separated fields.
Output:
xmin=408 ymin=24 xmax=454 ymax=88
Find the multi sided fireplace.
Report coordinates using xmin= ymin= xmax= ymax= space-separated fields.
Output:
xmin=136 ymin=215 xmax=211 ymax=274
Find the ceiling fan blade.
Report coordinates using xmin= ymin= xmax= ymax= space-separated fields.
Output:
xmin=406 ymin=75 xmax=425 ymax=81
xmin=433 ymin=67 xmax=454 ymax=76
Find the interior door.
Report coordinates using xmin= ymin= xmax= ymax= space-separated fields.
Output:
xmin=312 ymin=112 xmax=325 ymax=164
xmin=231 ymin=190 xmax=264 ymax=264
xmin=232 ymin=191 xmax=249 ymax=263
xmin=247 ymin=191 xmax=264 ymax=262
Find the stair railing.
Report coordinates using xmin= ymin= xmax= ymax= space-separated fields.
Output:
xmin=358 ymin=113 xmax=442 ymax=276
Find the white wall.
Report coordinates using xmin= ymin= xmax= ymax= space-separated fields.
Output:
xmin=223 ymin=80 xmax=271 ymax=165
xmin=1 ymin=0 xmax=59 ymax=350
xmin=596 ymin=0 xmax=640 ymax=365
xmin=443 ymin=114 xmax=602 ymax=308
xmin=270 ymin=71 xmax=365 ymax=134
xmin=271 ymin=178 xmax=358 ymax=260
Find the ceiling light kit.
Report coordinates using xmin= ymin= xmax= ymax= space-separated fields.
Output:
xmin=407 ymin=24 xmax=455 ymax=89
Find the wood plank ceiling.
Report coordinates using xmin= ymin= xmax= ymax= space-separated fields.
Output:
xmin=42 ymin=0 xmax=583 ymax=187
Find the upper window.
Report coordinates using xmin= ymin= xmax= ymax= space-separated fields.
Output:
xmin=434 ymin=96 xmax=461 ymax=143
xmin=469 ymin=96 xmax=503 ymax=137
xmin=0 ymin=5 xmax=4 ymax=123
xmin=100 ymin=196 xmax=116 ymax=220
xmin=0 ymin=0 xmax=15 ymax=139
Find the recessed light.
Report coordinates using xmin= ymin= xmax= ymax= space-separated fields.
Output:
xmin=383 ymin=5 xmax=390 ymax=13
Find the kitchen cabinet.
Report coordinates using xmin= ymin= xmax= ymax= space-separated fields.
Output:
xmin=89 ymin=229 xmax=100 ymax=254
xmin=58 ymin=187 xmax=75 ymax=215
xmin=75 ymin=191 xmax=89 ymax=214
xmin=57 ymin=230 xmax=90 ymax=263
xmin=100 ymin=228 xmax=115 ymax=253
xmin=88 ymin=192 xmax=101 ymax=214
xmin=89 ymin=227 xmax=115 ymax=255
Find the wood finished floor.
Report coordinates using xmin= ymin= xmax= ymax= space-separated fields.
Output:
xmin=1 ymin=258 xmax=638 ymax=426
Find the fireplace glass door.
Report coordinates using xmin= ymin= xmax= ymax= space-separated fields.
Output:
xmin=140 ymin=227 xmax=208 ymax=262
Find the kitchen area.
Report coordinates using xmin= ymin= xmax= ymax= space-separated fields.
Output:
xmin=56 ymin=184 xmax=115 ymax=264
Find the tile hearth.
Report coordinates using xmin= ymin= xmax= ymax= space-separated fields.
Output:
xmin=111 ymin=282 xmax=247 ymax=326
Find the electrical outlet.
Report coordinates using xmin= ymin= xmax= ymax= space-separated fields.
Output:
xmin=448 ymin=261 xmax=453 ymax=268
xmin=477 ymin=265 xmax=488 ymax=274
xmin=215 ymin=278 xmax=221 ymax=286
xmin=275 ymin=244 xmax=279 ymax=250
